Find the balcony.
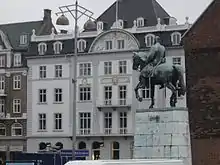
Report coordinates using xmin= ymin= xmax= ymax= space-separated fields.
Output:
xmin=0 ymin=89 xmax=6 ymax=97
xmin=96 ymin=99 xmax=132 ymax=111
xmin=79 ymin=129 xmax=91 ymax=135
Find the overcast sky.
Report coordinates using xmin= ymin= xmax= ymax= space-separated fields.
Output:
xmin=0 ymin=0 xmax=213 ymax=30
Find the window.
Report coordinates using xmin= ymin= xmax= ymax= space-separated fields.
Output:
xmin=13 ymin=75 xmax=21 ymax=90
xmin=104 ymin=112 xmax=112 ymax=134
xmin=54 ymin=113 xmax=62 ymax=130
xmin=0 ymin=99 xmax=4 ymax=113
xmin=111 ymin=142 xmax=120 ymax=159
xmin=104 ymin=62 xmax=112 ymax=75
xmin=0 ymin=123 xmax=6 ymax=136
xmin=54 ymin=88 xmax=63 ymax=103
xmin=11 ymin=123 xmax=22 ymax=136
xmin=142 ymin=87 xmax=150 ymax=99
xmin=14 ymin=53 xmax=22 ymax=66
xmin=145 ymin=34 xmax=155 ymax=47
xmin=119 ymin=85 xmax=127 ymax=105
xmin=117 ymin=40 xmax=125 ymax=49
xmin=53 ymin=41 xmax=62 ymax=54
xmin=172 ymin=57 xmax=181 ymax=65
xmin=39 ymin=89 xmax=47 ymax=103
xmin=39 ymin=66 xmax=46 ymax=79
xmin=0 ymin=56 xmax=5 ymax=67
xmin=13 ymin=99 xmax=21 ymax=113
xmin=38 ymin=113 xmax=46 ymax=131
xmin=78 ymin=141 xmax=86 ymax=150
xmin=104 ymin=86 xmax=112 ymax=105
xmin=79 ymin=63 xmax=91 ymax=76
xmin=0 ymin=76 xmax=5 ymax=90
xmin=78 ymin=40 xmax=87 ymax=52
xmin=55 ymin=65 xmax=63 ymax=78
xmin=79 ymin=112 xmax=91 ymax=135
xmin=119 ymin=61 xmax=127 ymax=74
xmin=20 ymin=34 xmax=28 ymax=45
xmin=97 ymin=21 xmax=104 ymax=31
xmin=171 ymin=32 xmax=181 ymax=45
xmin=79 ymin=87 xmax=91 ymax=101
xmin=38 ymin=43 xmax=47 ymax=55
xmin=118 ymin=19 xmax=124 ymax=28
xmin=137 ymin=17 xmax=144 ymax=27
xmin=119 ymin=112 xmax=127 ymax=134
xmin=105 ymin=41 xmax=113 ymax=50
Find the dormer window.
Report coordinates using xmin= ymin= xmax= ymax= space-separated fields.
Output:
xmin=117 ymin=40 xmax=125 ymax=49
xmin=105 ymin=40 xmax=113 ymax=50
xmin=97 ymin=21 xmax=104 ymax=31
xmin=38 ymin=43 xmax=47 ymax=55
xmin=171 ymin=32 xmax=181 ymax=45
xmin=53 ymin=41 xmax=63 ymax=54
xmin=145 ymin=34 xmax=155 ymax=47
xmin=14 ymin=53 xmax=22 ymax=67
xmin=78 ymin=39 xmax=87 ymax=52
xmin=118 ymin=19 xmax=124 ymax=28
xmin=137 ymin=17 xmax=145 ymax=27
xmin=20 ymin=34 xmax=28 ymax=45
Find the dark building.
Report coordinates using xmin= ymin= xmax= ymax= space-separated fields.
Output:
xmin=0 ymin=9 xmax=54 ymax=161
xmin=183 ymin=0 xmax=220 ymax=165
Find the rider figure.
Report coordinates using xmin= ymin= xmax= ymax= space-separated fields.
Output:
xmin=140 ymin=35 xmax=166 ymax=89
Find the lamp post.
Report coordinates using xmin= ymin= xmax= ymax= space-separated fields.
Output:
xmin=56 ymin=1 xmax=95 ymax=160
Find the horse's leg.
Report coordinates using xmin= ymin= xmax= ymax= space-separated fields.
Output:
xmin=149 ymin=79 xmax=155 ymax=109
xmin=134 ymin=82 xmax=143 ymax=102
xmin=166 ymin=82 xmax=177 ymax=107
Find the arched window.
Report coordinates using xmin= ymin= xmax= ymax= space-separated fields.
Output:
xmin=137 ymin=17 xmax=144 ymax=27
xmin=78 ymin=141 xmax=86 ymax=149
xmin=145 ymin=34 xmax=155 ymax=47
xmin=53 ymin=41 xmax=63 ymax=54
xmin=11 ymin=123 xmax=22 ymax=136
xmin=77 ymin=39 xmax=87 ymax=52
xmin=111 ymin=141 xmax=120 ymax=159
xmin=171 ymin=32 xmax=181 ymax=46
xmin=0 ymin=123 xmax=6 ymax=136
xmin=92 ymin=141 xmax=101 ymax=160
xmin=38 ymin=42 xmax=47 ymax=55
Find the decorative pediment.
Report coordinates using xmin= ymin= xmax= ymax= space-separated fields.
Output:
xmin=89 ymin=29 xmax=139 ymax=53
xmin=0 ymin=30 xmax=12 ymax=50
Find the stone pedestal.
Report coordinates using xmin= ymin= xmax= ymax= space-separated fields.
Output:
xmin=133 ymin=108 xmax=192 ymax=165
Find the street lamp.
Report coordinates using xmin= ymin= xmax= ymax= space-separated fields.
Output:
xmin=56 ymin=0 xmax=95 ymax=160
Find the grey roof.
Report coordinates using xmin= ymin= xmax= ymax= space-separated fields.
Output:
xmin=96 ymin=0 xmax=170 ymax=29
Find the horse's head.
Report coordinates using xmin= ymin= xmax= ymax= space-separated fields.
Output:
xmin=132 ymin=52 xmax=146 ymax=71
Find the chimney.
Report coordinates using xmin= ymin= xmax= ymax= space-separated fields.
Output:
xmin=43 ymin=9 xmax=52 ymax=22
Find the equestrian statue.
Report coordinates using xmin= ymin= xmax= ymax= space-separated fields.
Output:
xmin=132 ymin=36 xmax=186 ymax=108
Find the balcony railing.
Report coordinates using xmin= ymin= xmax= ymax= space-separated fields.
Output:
xmin=97 ymin=99 xmax=132 ymax=110
xmin=79 ymin=129 xmax=91 ymax=135
xmin=104 ymin=128 xmax=112 ymax=135
xmin=119 ymin=128 xmax=128 ymax=134
xmin=104 ymin=99 xmax=112 ymax=105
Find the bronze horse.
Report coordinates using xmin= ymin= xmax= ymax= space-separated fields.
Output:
xmin=132 ymin=52 xmax=186 ymax=108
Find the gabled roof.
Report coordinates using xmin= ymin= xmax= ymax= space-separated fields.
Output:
xmin=96 ymin=0 xmax=170 ymax=29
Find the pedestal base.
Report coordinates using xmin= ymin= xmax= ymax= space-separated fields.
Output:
xmin=134 ymin=108 xmax=192 ymax=165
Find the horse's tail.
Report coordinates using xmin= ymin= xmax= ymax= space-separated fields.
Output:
xmin=173 ymin=65 xmax=186 ymax=96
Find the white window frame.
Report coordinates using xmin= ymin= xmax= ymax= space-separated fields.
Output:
xmin=0 ymin=55 xmax=5 ymax=67
xmin=79 ymin=112 xmax=91 ymax=135
xmin=119 ymin=61 xmax=127 ymax=74
xmin=55 ymin=65 xmax=63 ymax=78
xmin=79 ymin=86 xmax=91 ymax=102
xmin=104 ymin=61 xmax=112 ymax=75
xmin=0 ymin=123 xmax=6 ymax=136
xmin=20 ymin=34 xmax=28 ymax=45
xmin=118 ymin=19 xmax=124 ymax=28
xmin=119 ymin=85 xmax=127 ymax=105
xmin=79 ymin=63 xmax=92 ymax=77
xmin=11 ymin=123 xmax=23 ymax=136
xmin=145 ymin=34 xmax=155 ymax=47
xmin=0 ymin=99 xmax=4 ymax=113
xmin=119 ymin=112 xmax=127 ymax=134
xmin=53 ymin=41 xmax=63 ymax=54
xmin=171 ymin=32 xmax=182 ymax=46
xmin=172 ymin=57 xmax=181 ymax=65
xmin=104 ymin=86 xmax=112 ymax=105
xmin=13 ymin=75 xmax=21 ymax=90
xmin=54 ymin=113 xmax=63 ymax=131
xmin=97 ymin=21 xmax=104 ymax=31
xmin=38 ymin=113 xmax=47 ymax=131
xmin=13 ymin=99 xmax=21 ymax=113
xmin=104 ymin=112 xmax=112 ymax=134
xmin=77 ymin=39 xmax=87 ymax=52
xmin=54 ymin=88 xmax=63 ymax=103
xmin=0 ymin=76 xmax=5 ymax=90
xmin=105 ymin=40 xmax=113 ymax=50
xmin=39 ymin=89 xmax=47 ymax=104
xmin=39 ymin=66 xmax=47 ymax=79
xmin=38 ymin=42 xmax=47 ymax=55
xmin=137 ymin=17 xmax=145 ymax=27
xmin=14 ymin=53 xmax=22 ymax=67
